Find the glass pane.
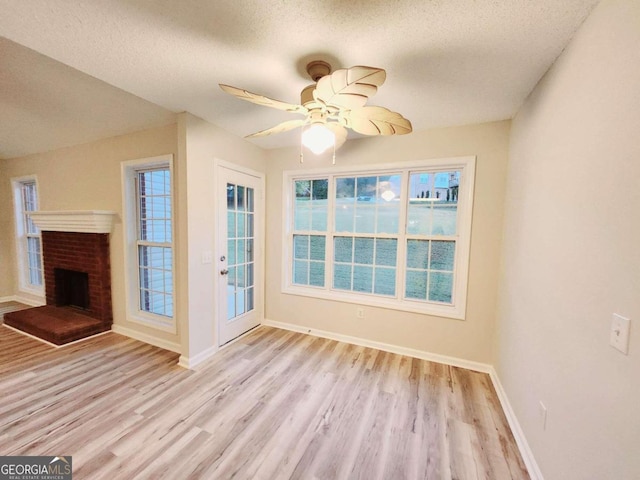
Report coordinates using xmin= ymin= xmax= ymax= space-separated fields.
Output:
xmin=247 ymin=187 xmax=254 ymax=213
xmin=354 ymin=237 xmax=374 ymax=265
xmin=227 ymin=212 xmax=236 ymax=239
xmin=430 ymin=241 xmax=455 ymax=271
xmin=227 ymin=184 xmax=235 ymax=210
xmin=247 ymin=213 xmax=254 ymax=237
xmin=246 ymin=287 xmax=254 ymax=311
xmin=354 ymin=206 xmax=376 ymax=233
xmin=237 ymin=213 xmax=246 ymax=238
xmin=293 ymin=260 xmax=309 ymax=285
xmin=312 ymin=179 xmax=328 ymax=200
xmin=356 ymin=176 xmax=377 ymax=200
xmin=246 ymin=239 xmax=254 ymax=262
xmin=407 ymin=201 xmax=432 ymax=235
xmin=374 ymin=267 xmax=396 ymax=296
xmin=309 ymin=262 xmax=325 ymax=287
xmin=227 ymin=266 xmax=236 ymax=287
xmin=246 ymin=263 xmax=254 ymax=288
xmin=237 ymin=264 xmax=246 ymax=288
xmin=405 ymin=270 xmax=428 ymax=299
xmin=432 ymin=203 xmax=457 ymax=235
xmin=333 ymin=264 xmax=352 ymax=290
xmin=407 ymin=240 xmax=429 ymax=269
xmin=227 ymin=239 xmax=236 ymax=265
xmin=375 ymin=239 xmax=397 ymax=266
xmin=227 ymin=292 xmax=235 ymax=320
xmin=353 ymin=265 xmax=373 ymax=293
xmin=236 ymin=291 xmax=246 ymax=315
xmin=309 ymin=235 xmax=325 ymax=261
xmin=429 ymin=272 xmax=453 ymax=303
xmin=334 ymin=237 xmax=353 ymax=263
xmin=237 ymin=185 xmax=245 ymax=211
xmin=311 ymin=207 xmax=327 ymax=231
xmin=335 ymin=177 xmax=355 ymax=200
xmin=237 ymin=239 xmax=246 ymax=264
xmin=376 ymin=203 xmax=399 ymax=234
xmin=294 ymin=235 xmax=309 ymax=259
xmin=295 ymin=180 xmax=311 ymax=231
xmin=334 ymin=204 xmax=354 ymax=232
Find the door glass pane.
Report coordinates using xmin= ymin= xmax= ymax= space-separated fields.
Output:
xmin=226 ymin=183 xmax=256 ymax=321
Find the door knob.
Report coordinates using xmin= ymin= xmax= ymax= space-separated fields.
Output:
xmin=220 ymin=269 xmax=229 ymax=275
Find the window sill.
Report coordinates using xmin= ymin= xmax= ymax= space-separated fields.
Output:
xmin=127 ymin=311 xmax=176 ymax=334
xmin=282 ymin=285 xmax=465 ymax=320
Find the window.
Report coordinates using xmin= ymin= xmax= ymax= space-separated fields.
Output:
xmin=283 ymin=157 xmax=475 ymax=319
xmin=122 ymin=155 xmax=174 ymax=331
xmin=12 ymin=176 xmax=43 ymax=293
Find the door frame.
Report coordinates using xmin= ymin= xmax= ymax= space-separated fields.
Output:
xmin=214 ymin=159 xmax=266 ymax=347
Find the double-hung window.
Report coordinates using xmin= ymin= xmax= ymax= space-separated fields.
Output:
xmin=122 ymin=155 xmax=174 ymax=331
xmin=12 ymin=177 xmax=43 ymax=292
xmin=283 ymin=157 xmax=475 ymax=319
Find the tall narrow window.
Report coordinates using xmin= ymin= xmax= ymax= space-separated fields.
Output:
xmin=122 ymin=155 xmax=174 ymax=331
xmin=12 ymin=177 xmax=43 ymax=292
xmin=137 ymin=168 xmax=173 ymax=317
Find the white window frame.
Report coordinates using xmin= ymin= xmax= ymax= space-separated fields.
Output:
xmin=121 ymin=155 xmax=176 ymax=332
xmin=11 ymin=175 xmax=44 ymax=296
xmin=282 ymin=156 xmax=476 ymax=320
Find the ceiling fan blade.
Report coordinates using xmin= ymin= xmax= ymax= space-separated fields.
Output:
xmin=340 ymin=106 xmax=413 ymax=136
xmin=314 ymin=66 xmax=386 ymax=109
xmin=324 ymin=123 xmax=348 ymax=150
xmin=245 ymin=119 xmax=307 ymax=138
xmin=219 ymin=84 xmax=307 ymax=114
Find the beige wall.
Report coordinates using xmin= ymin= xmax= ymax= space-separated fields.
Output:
xmin=0 ymin=124 xmax=181 ymax=346
xmin=265 ymin=121 xmax=510 ymax=364
xmin=176 ymin=113 xmax=266 ymax=361
xmin=496 ymin=0 xmax=640 ymax=478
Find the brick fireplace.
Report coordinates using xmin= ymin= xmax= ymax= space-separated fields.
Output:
xmin=5 ymin=211 xmax=116 ymax=345
xmin=42 ymin=231 xmax=112 ymax=323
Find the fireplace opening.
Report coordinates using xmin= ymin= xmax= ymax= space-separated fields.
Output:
xmin=55 ymin=268 xmax=90 ymax=310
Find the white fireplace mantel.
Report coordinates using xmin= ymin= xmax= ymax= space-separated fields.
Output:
xmin=30 ymin=210 xmax=117 ymax=234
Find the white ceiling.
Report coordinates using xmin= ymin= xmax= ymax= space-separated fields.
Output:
xmin=0 ymin=0 xmax=599 ymax=159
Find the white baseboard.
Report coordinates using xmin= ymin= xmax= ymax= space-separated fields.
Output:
xmin=111 ymin=324 xmax=181 ymax=354
xmin=263 ymin=318 xmax=493 ymax=374
xmin=1 ymin=294 xmax=46 ymax=307
xmin=488 ymin=368 xmax=544 ymax=480
xmin=178 ymin=345 xmax=218 ymax=369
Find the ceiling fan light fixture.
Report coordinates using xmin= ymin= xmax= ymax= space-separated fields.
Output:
xmin=302 ymin=123 xmax=335 ymax=155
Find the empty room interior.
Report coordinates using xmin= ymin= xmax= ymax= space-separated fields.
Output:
xmin=0 ymin=1 xmax=638 ymax=479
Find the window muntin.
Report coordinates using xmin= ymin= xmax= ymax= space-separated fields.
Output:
xmin=284 ymin=158 xmax=474 ymax=319
xmin=136 ymin=168 xmax=173 ymax=318
xmin=14 ymin=179 xmax=43 ymax=290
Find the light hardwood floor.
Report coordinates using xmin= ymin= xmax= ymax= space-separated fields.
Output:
xmin=0 ymin=325 xmax=529 ymax=479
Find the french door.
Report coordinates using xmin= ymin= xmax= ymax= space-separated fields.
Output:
xmin=217 ymin=165 xmax=264 ymax=345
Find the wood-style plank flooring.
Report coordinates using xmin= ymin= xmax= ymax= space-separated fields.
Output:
xmin=0 ymin=325 xmax=530 ymax=479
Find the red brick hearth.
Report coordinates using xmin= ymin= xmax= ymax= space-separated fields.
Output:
xmin=5 ymin=231 xmax=113 ymax=345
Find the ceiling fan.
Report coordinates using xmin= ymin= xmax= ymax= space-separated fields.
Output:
xmin=219 ymin=61 xmax=412 ymax=158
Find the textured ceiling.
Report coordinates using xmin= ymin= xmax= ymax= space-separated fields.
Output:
xmin=0 ymin=0 xmax=599 ymax=159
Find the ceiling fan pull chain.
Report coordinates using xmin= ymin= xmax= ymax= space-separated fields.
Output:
xmin=299 ymin=128 xmax=304 ymax=163
xmin=332 ymin=141 xmax=336 ymax=165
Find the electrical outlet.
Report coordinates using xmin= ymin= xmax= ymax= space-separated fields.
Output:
xmin=610 ymin=314 xmax=630 ymax=355
xmin=356 ymin=307 xmax=365 ymax=319
xmin=539 ymin=401 xmax=547 ymax=430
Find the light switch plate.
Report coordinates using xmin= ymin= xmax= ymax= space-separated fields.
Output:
xmin=202 ymin=250 xmax=213 ymax=264
xmin=610 ymin=313 xmax=630 ymax=355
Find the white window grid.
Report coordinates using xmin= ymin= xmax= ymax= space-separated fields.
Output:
xmin=19 ymin=181 xmax=43 ymax=287
xmin=136 ymin=168 xmax=173 ymax=318
xmin=283 ymin=157 xmax=475 ymax=319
